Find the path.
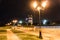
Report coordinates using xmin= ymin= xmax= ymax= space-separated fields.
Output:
xmin=7 ymin=29 xmax=21 ymax=40
xmin=16 ymin=27 xmax=60 ymax=40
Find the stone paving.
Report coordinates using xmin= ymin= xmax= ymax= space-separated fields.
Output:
xmin=7 ymin=29 xmax=21 ymax=40
xmin=16 ymin=27 xmax=60 ymax=40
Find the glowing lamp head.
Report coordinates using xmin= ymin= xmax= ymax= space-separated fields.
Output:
xmin=33 ymin=1 xmax=38 ymax=8
xmin=41 ymin=0 xmax=47 ymax=8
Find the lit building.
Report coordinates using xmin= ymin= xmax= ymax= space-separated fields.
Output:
xmin=28 ymin=15 xmax=33 ymax=25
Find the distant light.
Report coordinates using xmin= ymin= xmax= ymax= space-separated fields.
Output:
xmin=19 ymin=20 xmax=23 ymax=24
xmin=12 ymin=20 xmax=18 ymax=23
xmin=6 ymin=23 xmax=11 ymax=26
xmin=26 ymin=18 xmax=28 ymax=21
xmin=43 ymin=19 xmax=47 ymax=25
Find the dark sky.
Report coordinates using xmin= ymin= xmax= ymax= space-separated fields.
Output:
xmin=0 ymin=0 xmax=60 ymax=25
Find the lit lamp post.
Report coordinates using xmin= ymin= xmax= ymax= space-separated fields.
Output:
xmin=37 ymin=5 xmax=43 ymax=39
xmin=32 ymin=1 xmax=38 ymax=9
xmin=12 ymin=20 xmax=18 ymax=26
xmin=38 ymin=0 xmax=48 ymax=25
xmin=37 ymin=7 xmax=41 ymax=25
xmin=32 ymin=0 xmax=47 ymax=39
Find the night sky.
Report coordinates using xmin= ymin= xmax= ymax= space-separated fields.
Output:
xmin=0 ymin=0 xmax=60 ymax=25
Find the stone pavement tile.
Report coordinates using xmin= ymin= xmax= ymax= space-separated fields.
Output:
xmin=7 ymin=29 xmax=21 ymax=40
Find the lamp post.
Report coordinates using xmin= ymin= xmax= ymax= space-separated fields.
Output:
xmin=37 ymin=7 xmax=41 ymax=25
xmin=32 ymin=0 xmax=48 ymax=39
xmin=37 ymin=6 xmax=43 ymax=39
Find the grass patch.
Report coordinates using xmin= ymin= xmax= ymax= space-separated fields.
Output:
xmin=0 ymin=27 xmax=7 ymax=40
xmin=23 ymin=25 xmax=34 ymax=27
xmin=0 ymin=35 xmax=7 ymax=40
xmin=0 ymin=30 xmax=6 ymax=34
xmin=0 ymin=27 xmax=9 ymax=30
xmin=0 ymin=26 xmax=13 ymax=30
xmin=12 ymin=30 xmax=41 ymax=40
xmin=0 ymin=30 xmax=6 ymax=32
xmin=17 ymin=33 xmax=40 ymax=40
xmin=0 ymin=29 xmax=7 ymax=40
xmin=12 ymin=29 xmax=24 ymax=33
xmin=0 ymin=27 xmax=7 ymax=34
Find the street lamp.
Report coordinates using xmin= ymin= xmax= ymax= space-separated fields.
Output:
xmin=32 ymin=1 xmax=38 ymax=9
xmin=37 ymin=7 xmax=41 ymax=25
xmin=32 ymin=0 xmax=48 ymax=39
xmin=37 ymin=1 xmax=47 ymax=39
xmin=32 ymin=1 xmax=38 ymax=25
xmin=37 ymin=6 xmax=43 ymax=39
xmin=12 ymin=20 xmax=18 ymax=26
xmin=37 ymin=0 xmax=47 ymax=25
xmin=41 ymin=0 xmax=48 ymax=8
